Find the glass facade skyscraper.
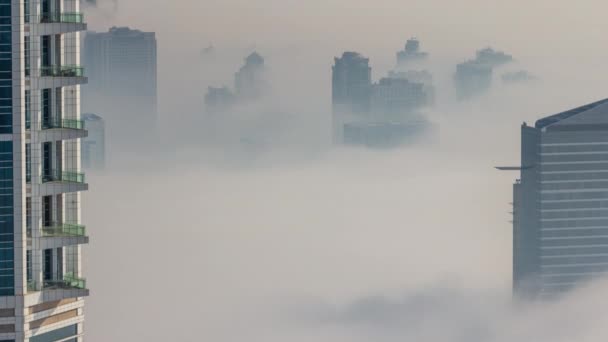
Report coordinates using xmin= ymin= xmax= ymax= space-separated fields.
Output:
xmin=0 ymin=1 xmax=89 ymax=340
xmin=513 ymin=99 xmax=608 ymax=298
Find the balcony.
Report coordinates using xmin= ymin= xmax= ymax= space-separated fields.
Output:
xmin=40 ymin=65 xmax=84 ymax=78
xmin=34 ymin=223 xmax=88 ymax=249
xmin=27 ymin=12 xmax=87 ymax=36
xmin=42 ymin=171 xmax=85 ymax=184
xmin=36 ymin=65 xmax=87 ymax=89
xmin=40 ymin=12 xmax=85 ymax=24
xmin=27 ymin=273 xmax=89 ymax=301
xmin=42 ymin=223 xmax=86 ymax=238
xmin=36 ymin=170 xmax=88 ymax=196
xmin=42 ymin=118 xmax=85 ymax=131
xmin=44 ymin=273 xmax=87 ymax=290
xmin=26 ymin=117 xmax=88 ymax=142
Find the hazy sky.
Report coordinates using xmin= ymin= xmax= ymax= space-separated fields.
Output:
xmin=80 ymin=1 xmax=608 ymax=341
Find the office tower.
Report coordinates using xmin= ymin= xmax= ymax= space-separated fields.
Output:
xmin=396 ymin=38 xmax=428 ymax=68
xmin=371 ymin=77 xmax=427 ymax=116
xmin=0 ymin=0 xmax=89 ymax=341
xmin=332 ymin=52 xmax=372 ymax=143
xmin=512 ymin=99 xmax=608 ymax=298
xmin=332 ymin=52 xmax=372 ymax=116
xmin=234 ymin=52 xmax=266 ymax=102
xmin=388 ymin=70 xmax=435 ymax=106
xmin=453 ymin=60 xmax=492 ymax=100
xmin=81 ymin=113 xmax=105 ymax=170
xmin=83 ymin=26 xmax=157 ymax=144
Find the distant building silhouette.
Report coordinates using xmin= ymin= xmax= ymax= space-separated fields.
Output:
xmin=82 ymin=113 xmax=106 ymax=170
xmin=83 ymin=26 xmax=157 ymax=144
xmin=332 ymin=52 xmax=433 ymax=146
xmin=388 ymin=70 xmax=435 ymax=105
xmin=509 ymin=99 xmax=608 ymax=299
xmin=475 ymin=47 xmax=513 ymax=67
xmin=454 ymin=60 xmax=493 ymax=99
xmin=204 ymin=87 xmax=235 ymax=113
xmin=502 ymin=70 xmax=536 ymax=84
xmin=235 ymin=52 xmax=267 ymax=102
xmin=396 ymin=38 xmax=428 ymax=67
xmin=453 ymin=47 xmax=513 ymax=100
xmin=332 ymin=52 xmax=372 ymax=116
xmin=371 ymin=77 xmax=427 ymax=117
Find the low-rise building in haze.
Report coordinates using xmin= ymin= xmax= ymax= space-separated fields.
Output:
xmin=82 ymin=113 xmax=106 ymax=170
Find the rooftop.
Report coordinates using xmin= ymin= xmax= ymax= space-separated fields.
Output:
xmin=535 ymin=98 xmax=608 ymax=129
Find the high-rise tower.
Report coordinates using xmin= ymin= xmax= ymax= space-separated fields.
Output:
xmin=513 ymin=99 xmax=608 ymax=299
xmin=83 ymin=26 xmax=157 ymax=146
xmin=0 ymin=1 xmax=89 ymax=340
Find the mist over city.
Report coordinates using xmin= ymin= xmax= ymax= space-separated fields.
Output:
xmin=2 ymin=0 xmax=608 ymax=341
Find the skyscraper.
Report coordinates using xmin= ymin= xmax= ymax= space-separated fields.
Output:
xmin=82 ymin=113 xmax=105 ymax=170
xmin=234 ymin=52 xmax=266 ymax=102
xmin=83 ymin=26 xmax=157 ymax=144
xmin=332 ymin=52 xmax=372 ymax=116
xmin=0 ymin=0 xmax=89 ymax=340
xmin=512 ymin=99 xmax=608 ymax=298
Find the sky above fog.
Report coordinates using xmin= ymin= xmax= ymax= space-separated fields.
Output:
xmin=80 ymin=1 xmax=608 ymax=341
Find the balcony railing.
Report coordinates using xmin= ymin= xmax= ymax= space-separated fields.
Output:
xmin=42 ymin=273 xmax=87 ymax=290
xmin=42 ymin=118 xmax=86 ymax=130
xmin=39 ymin=12 xmax=85 ymax=24
xmin=42 ymin=170 xmax=86 ymax=184
xmin=40 ymin=65 xmax=84 ymax=78
xmin=42 ymin=223 xmax=86 ymax=237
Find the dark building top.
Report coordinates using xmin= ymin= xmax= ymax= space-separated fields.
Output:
xmin=535 ymin=98 xmax=608 ymax=130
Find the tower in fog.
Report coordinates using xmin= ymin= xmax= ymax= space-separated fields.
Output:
xmin=512 ymin=99 xmax=608 ymax=298
xmin=82 ymin=113 xmax=105 ymax=170
xmin=234 ymin=52 xmax=266 ymax=102
xmin=0 ymin=1 xmax=90 ymax=340
xmin=332 ymin=52 xmax=372 ymax=116
xmin=83 ymin=26 xmax=157 ymax=144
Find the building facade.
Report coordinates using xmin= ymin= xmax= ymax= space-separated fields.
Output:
xmin=513 ymin=99 xmax=608 ymax=298
xmin=81 ymin=113 xmax=104 ymax=170
xmin=0 ymin=0 xmax=89 ymax=341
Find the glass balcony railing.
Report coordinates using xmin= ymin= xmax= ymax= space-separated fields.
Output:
xmin=27 ymin=280 xmax=37 ymax=292
xmin=42 ymin=223 xmax=86 ymax=237
xmin=42 ymin=170 xmax=86 ymax=184
xmin=40 ymin=12 xmax=84 ymax=24
xmin=42 ymin=272 xmax=87 ymax=290
xmin=42 ymin=118 xmax=85 ymax=130
xmin=40 ymin=65 xmax=84 ymax=78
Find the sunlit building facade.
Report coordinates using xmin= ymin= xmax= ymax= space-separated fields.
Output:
xmin=0 ymin=0 xmax=89 ymax=340
xmin=513 ymin=99 xmax=608 ymax=299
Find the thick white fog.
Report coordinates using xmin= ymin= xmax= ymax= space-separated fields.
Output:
xmin=79 ymin=0 xmax=608 ymax=341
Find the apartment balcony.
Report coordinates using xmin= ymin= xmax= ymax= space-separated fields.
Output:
xmin=40 ymin=12 xmax=84 ymax=24
xmin=36 ymin=171 xmax=88 ymax=197
xmin=27 ymin=118 xmax=88 ymax=142
xmin=35 ymin=65 xmax=87 ymax=89
xmin=27 ymin=273 xmax=89 ymax=301
xmin=28 ymin=223 xmax=89 ymax=249
xmin=26 ymin=12 xmax=87 ymax=36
